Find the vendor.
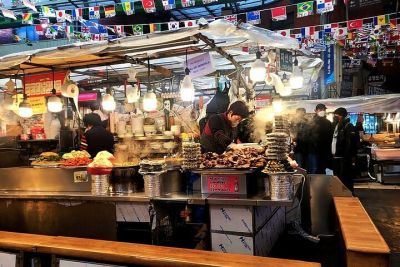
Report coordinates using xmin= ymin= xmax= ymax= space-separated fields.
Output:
xmin=200 ymin=101 xmax=249 ymax=154
xmin=82 ymin=113 xmax=114 ymax=158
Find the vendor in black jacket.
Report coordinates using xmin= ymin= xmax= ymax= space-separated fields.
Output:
xmin=331 ymin=107 xmax=359 ymax=193
xmin=83 ymin=113 xmax=115 ymax=158
xmin=200 ymin=101 xmax=249 ymax=154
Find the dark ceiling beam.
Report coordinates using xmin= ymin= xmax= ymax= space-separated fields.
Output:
xmin=175 ymin=9 xmax=190 ymax=19
xmin=67 ymin=0 xmax=79 ymax=8
xmin=170 ymin=12 xmax=180 ymax=21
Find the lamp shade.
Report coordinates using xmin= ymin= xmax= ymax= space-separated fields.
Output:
xmin=102 ymin=94 xmax=116 ymax=111
xmin=143 ymin=91 xmax=157 ymax=112
xmin=47 ymin=95 xmax=63 ymax=112
xmin=126 ymin=84 xmax=140 ymax=103
xmin=249 ymin=59 xmax=266 ymax=82
xmin=289 ymin=66 xmax=304 ymax=89
xmin=19 ymin=99 xmax=33 ymax=118
xmin=180 ymin=75 xmax=195 ymax=102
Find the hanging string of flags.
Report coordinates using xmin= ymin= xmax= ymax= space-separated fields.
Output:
xmin=1 ymin=0 xmax=339 ymax=25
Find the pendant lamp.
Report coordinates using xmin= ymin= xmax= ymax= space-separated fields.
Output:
xmin=289 ymin=54 xmax=304 ymax=89
xmin=249 ymin=50 xmax=266 ymax=83
xmin=18 ymin=73 xmax=32 ymax=118
xmin=180 ymin=49 xmax=195 ymax=102
xmin=143 ymin=58 xmax=157 ymax=112
xmin=47 ymin=69 xmax=63 ymax=113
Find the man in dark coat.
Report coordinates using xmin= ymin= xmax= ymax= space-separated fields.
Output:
xmin=331 ymin=107 xmax=359 ymax=193
xmin=309 ymin=104 xmax=333 ymax=174
xmin=200 ymin=101 xmax=249 ymax=154
xmin=291 ymin=108 xmax=310 ymax=170
xmin=83 ymin=113 xmax=115 ymax=158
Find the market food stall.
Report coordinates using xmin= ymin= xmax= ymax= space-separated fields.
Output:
xmin=0 ymin=19 xmax=322 ymax=257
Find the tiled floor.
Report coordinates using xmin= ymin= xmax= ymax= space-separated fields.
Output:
xmin=355 ymin=186 xmax=400 ymax=267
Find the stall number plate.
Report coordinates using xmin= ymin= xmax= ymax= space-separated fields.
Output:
xmin=206 ymin=175 xmax=239 ymax=193
xmin=74 ymin=171 xmax=88 ymax=183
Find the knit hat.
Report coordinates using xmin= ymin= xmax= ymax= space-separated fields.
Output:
xmin=315 ymin=103 xmax=327 ymax=110
xmin=334 ymin=107 xmax=348 ymax=117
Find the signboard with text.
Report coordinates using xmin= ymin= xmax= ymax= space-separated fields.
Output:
xmin=279 ymin=49 xmax=293 ymax=72
xmin=29 ymin=96 xmax=47 ymax=114
xmin=324 ymin=45 xmax=335 ymax=85
xmin=23 ymin=70 xmax=69 ymax=97
xmin=187 ymin=52 xmax=215 ymax=78
xmin=206 ymin=175 xmax=239 ymax=193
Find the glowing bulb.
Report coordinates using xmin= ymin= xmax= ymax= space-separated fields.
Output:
xmin=126 ymin=84 xmax=140 ymax=103
xmin=272 ymin=100 xmax=284 ymax=113
xmin=280 ymin=85 xmax=292 ymax=96
xmin=143 ymin=91 xmax=157 ymax=112
xmin=47 ymin=94 xmax=63 ymax=113
xmin=289 ymin=66 xmax=304 ymax=89
xmin=180 ymin=75 xmax=195 ymax=102
xmin=18 ymin=98 xmax=33 ymax=118
xmin=102 ymin=94 xmax=116 ymax=111
xmin=249 ymin=58 xmax=266 ymax=82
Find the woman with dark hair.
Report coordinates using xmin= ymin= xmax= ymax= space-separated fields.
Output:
xmin=82 ymin=113 xmax=114 ymax=158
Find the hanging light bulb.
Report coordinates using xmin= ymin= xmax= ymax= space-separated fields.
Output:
xmin=126 ymin=83 xmax=140 ymax=103
xmin=142 ymin=58 xmax=158 ymax=112
xmin=249 ymin=50 xmax=266 ymax=83
xmin=289 ymin=56 xmax=304 ymax=89
xmin=280 ymin=73 xmax=292 ymax=96
xmin=180 ymin=50 xmax=195 ymax=102
xmin=47 ymin=70 xmax=63 ymax=113
xmin=272 ymin=99 xmax=284 ymax=113
xmin=102 ymin=88 xmax=116 ymax=112
xmin=19 ymin=94 xmax=33 ymax=118
xmin=143 ymin=91 xmax=157 ymax=111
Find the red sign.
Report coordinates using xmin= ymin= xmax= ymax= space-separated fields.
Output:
xmin=206 ymin=175 xmax=239 ymax=193
xmin=23 ymin=70 xmax=69 ymax=97
xmin=255 ymin=95 xmax=272 ymax=109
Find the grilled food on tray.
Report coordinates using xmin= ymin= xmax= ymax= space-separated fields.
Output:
xmin=31 ymin=152 xmax=62 ymax=166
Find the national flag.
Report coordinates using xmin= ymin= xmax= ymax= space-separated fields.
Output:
xmin=92 ymin=34 xmax=100 ymax=41
xmin=184 ymin=20 xmax=197 ymax=28
xmin=373 ymin=15 xmax=389 ymax=26
xmin=301 ymin=26 xmax=315 ymax=37
xmin=56 ymin=10 xmax=66 ymax=22
xmin=224 ymin=14 xmax=237 ymax=24
xmin=312 ymin=30 xmax=323 ymax=41
xmin=246 ymin=11 xmax=261 ymax=25
xmin=35 ymin=24 xmax=44 ymax=35
xmin=390 ymin=18 xmax=397 ymax=29
xmin=162 ymin=0 xmax=176 ymax=10
xmin=65 ymin=25 xmax=74 ymax=34
xmin=114 ymin=25 xmax=124 ymax=35
xmin=22 ymin=0 xmax=37 ymax=12
xmin=72 ymin=8 xmax=83 ymax=21
xmin=122 ymin=2 xmax=135 ymax=15
xmin=324 ymin=23 xmax=338 ymax=33
xmin=49 ymin=25 xmax=59 ymax=34
xmin=291 ymin=33 xmax=302 ymax=43
xmin=271 ymin=7 xmax=287 ymax=21
xmin=132 ymin=24 xmax=143 ymax=35
xmin=316 ymin=0 xmax=334 ymax=14
xmin=104 ymin=5 xmax=116 ymax=18
xmin=98 ymin=25 xmax=108 ymax=34
xmin=297 ymin=1 xmax=313 ymax=18
xmin=41 ymin=6 xmax=55 ymax=17
xmin=168 ymin=21 xmax=179 ymax=31
xmin=0 ymin=8 xmax=16 ymax=20
xmin=81 ymin=26 xmax=90 ymax=34
xmin=277 ymin=29 xmax=290 ymax=37
xmin=347 ymin=19 xmax=363 ymax=30
xmin=181 ymin=0 xmax=195 ymax=8
xmin=88 ymin=6 xmax=100 ymax=19
xmin=334 ymin=27 xmax=347 ymax=40
xmin=149 ymin=23 xmax=161 ymax=32
xmin=22 ymin=13 xmax=33 ymax=24
xmin=142 ymin=0 xmax=156 ymax=13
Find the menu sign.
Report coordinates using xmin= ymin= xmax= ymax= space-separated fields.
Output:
xmin=206 ymin=175 xmax=239 ymax=193
xmin=278 ymin=49 xmax=293 ymax=72
xmin=29 ymin=96 xmax=47 ymax=114
xmin=24 ymin=70 xmax=69 ymax=97
xmin=367 ymin=74 xmax=386 ymax=95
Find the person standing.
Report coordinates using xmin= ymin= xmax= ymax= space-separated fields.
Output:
xmin=309 ymin=104 xmax=333 ymax=174
xmin=291 ymin=108 xmax=310 ymax=170
xmin=200 ymin=101 xmax=249 ymax=154
xmin=331 ymin=107 xmax=359 ymax=193
xmin=83 ymin=113 xmax=115 ymax=158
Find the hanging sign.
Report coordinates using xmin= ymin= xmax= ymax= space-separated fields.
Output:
xmin=255 ymin=95 xmax=271 ymax=109
xmin=29 ymin=96 xmax=47 ymax=114
xmin=278 ymin=49 xmax=293 ymax=72
xmin=324 ymin=45 xmax=335 ymax=85
xmin=310 ymin=78 xmax=321 ymax=99
xmin=24 ymin=70 xmax=69 ymax=97
xmin=348 ymin=0 xmax=381 ymax=9
xmin=186 ymin=52 xmax=215 ymax=79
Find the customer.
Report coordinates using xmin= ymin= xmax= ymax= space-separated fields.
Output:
xmin=83 ymin=113 xmax=115 ymax=158
xmin=309 ymin=104 xmax=333 ymax=174
xmin=200 ymin=101 xmax=249 ymax=154
xmin=90 ymin=103 xmax=109 ymax=128
xmin=331 ymin=107 xmax=359 ymax=193
xmin=291 ymin=108 xmax=310 ymax=170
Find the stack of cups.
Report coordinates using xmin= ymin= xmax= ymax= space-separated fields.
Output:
xmin=143 ymin=174 xmax=162 ymax=197
xmin=91 ymin=174 xmax=110 ymax=195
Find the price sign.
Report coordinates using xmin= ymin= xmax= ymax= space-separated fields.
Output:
xmin=279 ymin=49 xmax=293 ymax=72
xmin=206 ymin=175 xmax=239 ymax=193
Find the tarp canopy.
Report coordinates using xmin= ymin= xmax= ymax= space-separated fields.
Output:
xmin=283 ymin=94 xmax=400 ymax=113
